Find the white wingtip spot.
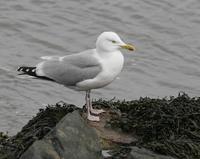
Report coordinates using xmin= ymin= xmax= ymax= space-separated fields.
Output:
xmin=32 ymin=69 xmax=36 ymax=72
xmin=18 ymin=67 xmax=23 ymax=71
xmin=26 ymin=69 xmax=29 ymax=72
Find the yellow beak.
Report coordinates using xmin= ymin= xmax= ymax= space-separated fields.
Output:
xmin=120 ymin=44 xmax=136 ymax=51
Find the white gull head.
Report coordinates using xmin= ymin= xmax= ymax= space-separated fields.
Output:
xmin=96 ymin=32 xmax=135 ymax=52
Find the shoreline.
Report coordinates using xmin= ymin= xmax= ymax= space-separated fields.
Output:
xmin=0 ymin=93 xmax=199 ymax=159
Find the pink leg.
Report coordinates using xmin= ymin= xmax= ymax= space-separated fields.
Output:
xmin=85 ymin=90 xmax=99 ymax=121
xmin=89 ymin=90 xmax=105 ymax=115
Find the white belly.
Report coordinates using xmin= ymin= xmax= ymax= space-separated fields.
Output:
xmin=76 ymin=51 xmax=124 ymax=91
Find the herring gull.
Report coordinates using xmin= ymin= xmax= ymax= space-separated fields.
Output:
xmin=17 ymin=32 xmax=136 ymax=121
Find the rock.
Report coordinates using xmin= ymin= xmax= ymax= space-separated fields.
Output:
xmin=110 ymin=147 xmax=176 ymax=159
xmin=20 ymin=111 xmax=102 ymax=159
xmin=88 ymin=111 xmax=137 ymax=149
xmin=128 ymin=147 xmax=175 ymax=159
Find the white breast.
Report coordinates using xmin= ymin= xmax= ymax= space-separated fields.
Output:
xmin=76 ymin=51 xmax=124 ymax=90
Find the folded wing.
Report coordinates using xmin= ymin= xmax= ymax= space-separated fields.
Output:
xmin=36 ymin=50 xmax=102 ymax=86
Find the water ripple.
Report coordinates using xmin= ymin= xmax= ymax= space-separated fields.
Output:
xmin=0 ymin=0 xmax=200 ymax=134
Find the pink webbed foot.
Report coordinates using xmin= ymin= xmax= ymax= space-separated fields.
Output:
xmin=87 ymin=114 xmax=100 ymax=122
xmin=90 ymin=108 xmax=105 ymax=115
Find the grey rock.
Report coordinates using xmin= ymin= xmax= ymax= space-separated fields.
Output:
xmin=20 ymin=111 xmax=102 ymax=159
xmin=128 ymin=147 xmax=175 ymax=159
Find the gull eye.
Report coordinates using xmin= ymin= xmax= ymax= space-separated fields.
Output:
xmin=112 ymin=40 xmax=116 ymax=43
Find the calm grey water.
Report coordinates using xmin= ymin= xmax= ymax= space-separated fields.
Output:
xmin=0 ymin=0 xmax=200 ymax=134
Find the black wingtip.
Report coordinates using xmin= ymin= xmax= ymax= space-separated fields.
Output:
xmin=17 ymin=66 xmax=55 ymax=82
xmin=17 ymin=66 xmax=23 ymax=72
xmin=17 ymin=66 xmax=37 ymax=76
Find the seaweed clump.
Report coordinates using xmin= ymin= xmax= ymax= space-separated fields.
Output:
xmin=93 ymin=93 xmax=200 ymax=159
xmin=0 ymin=102 xmax=78 ymax=159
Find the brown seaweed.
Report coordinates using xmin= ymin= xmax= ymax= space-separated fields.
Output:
xmin=93 ymin=93 xmax=200 ymax=159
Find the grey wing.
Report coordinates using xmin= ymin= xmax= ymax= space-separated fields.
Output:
xmin=37 ymin=50 xmax=102 ymax=86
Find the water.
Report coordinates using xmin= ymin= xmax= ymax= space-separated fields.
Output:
xmin=0 ymin=0 xmax=200 ymax=134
